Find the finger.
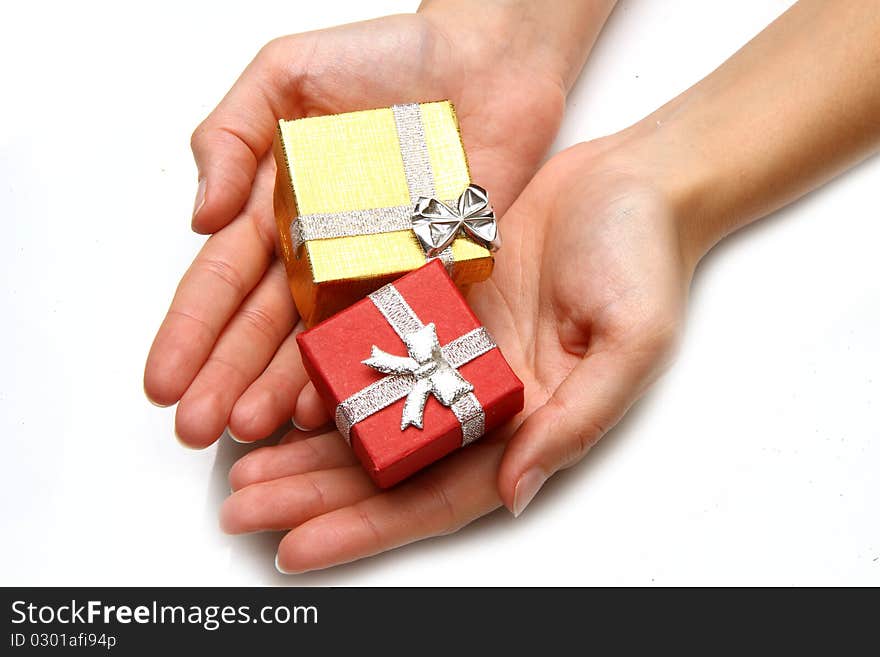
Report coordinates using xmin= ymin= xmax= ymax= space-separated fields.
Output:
xmin=144 ymin=157 xmax=278 ymax=407
xmin=497 ymin=337 xmax=673 ymax=518
xmin=220 ymin=466 xmax=377 ymax=534
xmin=229 ymin=431 xmax=357 ymax=491
xmin=174 ymin=260 xmax=296 ymax=447
xmin=292 ymin=382 xmax=331 ymax=430
xmin=190 ymin=36 xmax=308 ymax=234
xmin=277 ymin=426 xmax=326 ymax=445
xmin=228 ymin=322 xmax=310 ymax=442
xmin=275 ymin=441 xmax=505 ymax=574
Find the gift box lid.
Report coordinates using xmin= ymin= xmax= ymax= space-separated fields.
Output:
xmin=273 ymin=101 xmax=494 ymax=326
xmin=296 ymin=260 xmax=523 ymax=487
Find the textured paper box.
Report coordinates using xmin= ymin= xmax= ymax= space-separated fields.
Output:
xmin=273 ymin=101 xmax=494 ymax=327
xmin=296 ymin=261 xmax=523 ymax=488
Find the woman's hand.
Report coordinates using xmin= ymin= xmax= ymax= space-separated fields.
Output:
xmin=220 ymin=134 xmax=692 ymax=572
xmin=220 ymin=0 xmax=880 ymax=573
xmin=143 ymin=2 xmax=615 ymax=447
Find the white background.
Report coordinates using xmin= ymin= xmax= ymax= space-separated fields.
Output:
xmin=2 ymin=0 xmax=878 ymax=586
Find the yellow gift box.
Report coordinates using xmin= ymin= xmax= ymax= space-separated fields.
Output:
xmin=273 ymin=101 xmax=494 ymax=327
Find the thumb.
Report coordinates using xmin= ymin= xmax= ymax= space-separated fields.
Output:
xmin=498 ymin=342 xmax=668 ymax=517
xmin=189 ymin=36 xmax=307 ymax=234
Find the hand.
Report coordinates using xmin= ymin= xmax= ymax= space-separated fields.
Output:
xmin=220 ymin=134 xmax=692 ymax=572
xmin=221 ymin=0 xmax=880 ymax=572
xmin=143 ymin=8 xmax=581 ymax=446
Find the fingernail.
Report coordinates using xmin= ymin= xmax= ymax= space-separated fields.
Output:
xmin=291 ymin=416 xmax=310 ymax=432
xmin=512 ymin=467 xmax=547 ymax=518
xmin=192 ymin=177 xmax=206 ymax=220
xmin=146 ymin=397 xmax=171 ymax=408
xmin=144 ymin=386 xmax=171 ymax=408
xmin=275 ymin=553 xmax=294 ymax=575
xmin=227 ymin=427 xmax=246 ymax=444
xmin=174 ymin=426 xmax=202 ymax=451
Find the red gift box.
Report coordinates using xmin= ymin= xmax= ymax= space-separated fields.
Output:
xmin=297 ymin=259 xmax=524 ymax=488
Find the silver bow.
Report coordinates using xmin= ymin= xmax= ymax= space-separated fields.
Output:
xmin=363 ymin=323 xmax=474 ymax=430
xmin=411 ymin=184 xmax=501 ymax=258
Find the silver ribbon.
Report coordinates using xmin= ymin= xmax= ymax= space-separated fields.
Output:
xmin=364 ymin=323 xmax=472 ymax=430
xmin=412 ymin=184 xmax=500 ymax=257
xmin=289 ymin=103 xmax=497 ymax=268
xmin=335 ymin=282 xmax=496 ymax=446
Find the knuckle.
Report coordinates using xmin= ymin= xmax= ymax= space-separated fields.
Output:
xmin=300 ymin=437 xmax=327 ymax=469
xmin=229 ymin=454 xmax=262 ymax=489
xmin=566 ymin=418 xmax=608 ymax=468
xmin=165 ymin=308 xmax=214 ymax=342
xmin=197 ymin=256 xmax=246 ymax=298
xmin=190 ymin=120 xmax=210 ymax=153
xmin=354 ymin=505 xmax=383 ymax=549
xmin=301 ymin=473 xmax=328 ymax=511
xmin=238 ymin=305 xmax=281 ymax=343
xmin=225 ymin=487 xmax=263 ymax=530
xmin=415 ymin=476 xmax=459 ymax=533
xmin=204 ymin=353 xmax=249 ymax=384
xmin=544 ymin=400 xmax=606 ymax=470
xmin=256 ymin=36 xmax=289 ymax=65
xmin=541 ymin=395 xmax=608 ymax=470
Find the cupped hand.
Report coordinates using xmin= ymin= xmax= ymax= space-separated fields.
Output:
xmin=143 ymin=11 xmax=567 ymax=446
xmin=221 ymin=136 xmax=695 ymax=573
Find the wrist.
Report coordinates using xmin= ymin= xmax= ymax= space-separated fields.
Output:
xmin=609 ymin=112 xmax=727 ymax=272
xmin=417 ymin=0 xmax=615 ymax=91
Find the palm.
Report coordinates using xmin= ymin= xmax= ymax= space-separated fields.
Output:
xmin=267 ymin=13 xmax=565 ymax=212
xmin=144 ymin=14 xmax=565 ymax=445
xmin=474 ymin=143 xmax=686 ymax=421
xmin=221 ymin=142 xmax=691 ymax=573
